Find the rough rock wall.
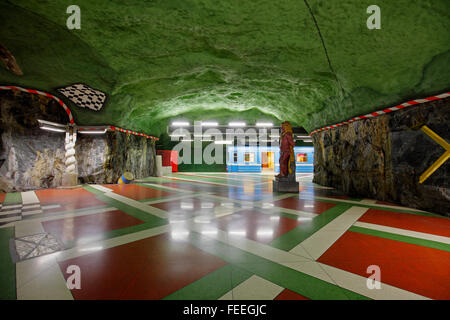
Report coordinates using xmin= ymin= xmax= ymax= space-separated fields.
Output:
xmin=313 ymin=97 xmax=449 ymax=216
xmin=0 ymin=91 xmax=68 ymax=192
xmin=76 ymin=132 xmax=156 ymax=184
xmin=0 ymin=91 xmax=156 ymax=191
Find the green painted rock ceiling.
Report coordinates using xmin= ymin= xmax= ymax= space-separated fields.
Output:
xmin=1 ymin=0 xmax=449 ymax=136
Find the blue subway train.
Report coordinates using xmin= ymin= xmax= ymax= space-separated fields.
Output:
xmin=226 ymin=146 xmax=314 ymax=173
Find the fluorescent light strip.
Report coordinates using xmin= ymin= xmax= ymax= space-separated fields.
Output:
xmin=78 ymin=129 xmax=107 ymax=134
xmin=170 ymin=134 xmax=188 ymax=138
xmin=201 ymin=121 xmax=218 ymax=127
xmin=40 ymin=126 xmax=65 ymax=133
xmin=256 ymin=122 xmax=273 ymax=127
xmin=171 ymin=121 xmax=190 ymax=126
xmin=214 ymin=140 xmax=233 ymax=145
xmin=228 ymin=122 xmax=246 ymax=127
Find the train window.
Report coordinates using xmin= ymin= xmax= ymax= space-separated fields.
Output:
xmin=297 ymin=153 xmax=308 ymax=162
xmin=244 ymin=152 xmax=255 ymax=163
xmin=233 ymin=152 xmax=238 ymax=162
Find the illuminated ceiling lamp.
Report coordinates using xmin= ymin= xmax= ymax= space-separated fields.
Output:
xmin=201 ymin=121 xmax=219 ymax=127
xmin=171 ymin=121 xmax=190 ymax=127
xmin=37 ymin=119 xmax=66 ymax=133
xmin=256 ymin=122 xmax=273 ymax=127
xmin=214 ymin=140 xmax=232 ymax=145
xmin=228 ymin=121 xmax=246 ymax=127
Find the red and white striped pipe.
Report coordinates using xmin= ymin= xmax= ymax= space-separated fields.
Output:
xmin=110 ymin=126 xmax=159 ymax=141
xmin=310 ymin=92 xmax=450 ymax=135
xmin=0 ymin=85 xmax=159 ymax=141
xmin=0 ymin=85 xmax=75 ymax=124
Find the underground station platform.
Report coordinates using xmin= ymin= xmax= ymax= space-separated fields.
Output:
xmin=0 ymin=0 xmax=449 ymax=315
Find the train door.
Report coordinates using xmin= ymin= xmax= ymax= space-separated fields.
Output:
xmin=261 ymin=151 xmax=274 ymax=172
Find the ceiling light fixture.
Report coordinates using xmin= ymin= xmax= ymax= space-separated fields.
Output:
xmin=201 ymin=121 xmax=219 ymax=127
xmin=228 ymin=122 xmax=246 ymax=127
xmin=256 ymin=122 xmax=273 ymax=127
xmin=78 ymin=129 xmax=107 ymax=134
xmin=40 ymin=126 xmax=66 ymax=133
xmin=171 ymin=121 xmax=190 ymax=126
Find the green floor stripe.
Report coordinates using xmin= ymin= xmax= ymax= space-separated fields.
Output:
xmin=135 ymin=183 xmax=187 ymax=194
xmin=269 ymin=203 xmax=352 ymax=251
xmin=63 ymin=221 xmax=160 ymax=249
xmin=95 ymin=194 xmax=168 ymax=226
xmin=23 ymin=204 xmax=111 ymax=221
xmin=300 ymin=196 xmax=444 ymax=218
xmin=82 ymin=185 xmax=105 ymax=196
xmin=163 ymin=264 xmax=252 ymax=300
xmin=0 ymin=227 xmax=16 ymax=299
xmin=3 ymin=192 xmax=22 ymax=204
xmin=349 ymin=226 xmax=450 ymax=252
xmin=187 ymin=231 xmax=369 ymax=300
xmin=172 ymin=174 xmax=245 ymax=185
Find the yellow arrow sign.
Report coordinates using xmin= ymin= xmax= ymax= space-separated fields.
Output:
xmin=419 ymin=125 xmax=450 ymax=184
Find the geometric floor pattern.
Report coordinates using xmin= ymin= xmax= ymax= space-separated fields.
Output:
xmin=12 ymin=233 xmax=62 ymax=262
xmin=0 ymin=172 xmax=449 ymax=300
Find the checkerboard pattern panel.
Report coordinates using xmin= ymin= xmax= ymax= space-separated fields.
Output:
xmin=57 ymin=83 xmax=106 ymax=111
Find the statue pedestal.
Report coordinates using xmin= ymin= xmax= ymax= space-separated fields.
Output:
xmin=273 ymin=177 xmax=299 ymax=193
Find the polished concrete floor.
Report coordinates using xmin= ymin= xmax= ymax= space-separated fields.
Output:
xmin=0 ymin=173 xmax=449 ymax=300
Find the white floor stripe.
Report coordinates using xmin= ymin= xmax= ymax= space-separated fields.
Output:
xmin=1 ymin=204 xmax=22 ymax=209
xmin=0 ymin=209 xmax=21 ymax=216
xmin=22 ymin=204 xmax=41 ymax=210
xmin=353 ymin=221 xmax=450 ymax=245
xmin=103 ymin=192 xmax=168 ymax=219
xmin=41 ymin=204 xmax=61 ymax=210
xmin=163 ymin=175 xmax=240 ymax=187
xmin=219 ymin=275 xmax=284 ymax=300
xmin=189 ymin=223 xmax=311 ymax=263
xmin=16 ymin=252 xmax=73 ymax=300
xmin=302 ymin=196 xmax=429 ymax=213
xmin=21 ymin=210 xmax=44 ymax=216
xmin=15 ymin=219 xmax=45 ymax=238
xmin=0 ymin=216 xmax=21 ymax=224
xmin=21 ymin=191 xmax=40 ymax=205
xmin=143 ymin=193 xmax=204 ymax=205
xmin=90 ymin=185 xmax=114 ymax=193
xmin=291 ymin=206 xmax=368 ymax=260
xmin=318 ymin=263 xmax=429 ymax=300
xmin=142 ymin=183 xmax=195 ymax=194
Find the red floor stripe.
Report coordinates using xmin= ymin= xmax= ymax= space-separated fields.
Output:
xmin=104 ymin=184 xmax=174 ymax=200
xmin=42 ymin=210 xmax=144 ymax=244
xmin=359 ymin=208 xmax=450 ymax=237
xmin=275 ymin=289 xmax=310 ymax=300
xmin=58 ymin=233 xmax=227 ymax=299
xmin=35 ymin=188 xmax=105 ymax=211
xmin=318 ymin=231 xmax=450 ymax=300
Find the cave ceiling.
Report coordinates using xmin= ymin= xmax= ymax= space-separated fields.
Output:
xmin=1 ymin=0 xmax=449 ymax=136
